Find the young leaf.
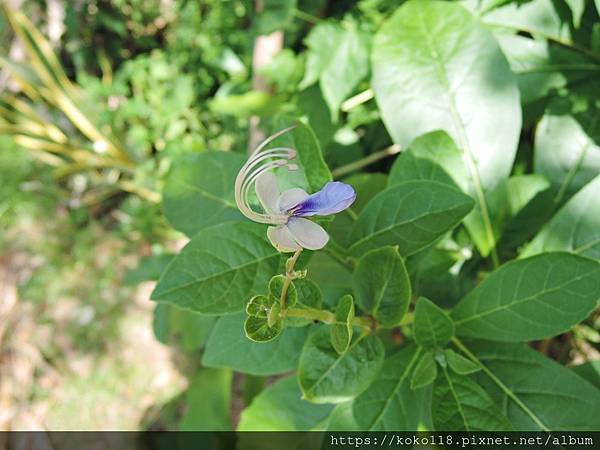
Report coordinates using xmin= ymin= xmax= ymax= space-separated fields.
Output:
xmin=162 ymin=152 xmax=246 ymax=237
xmin=445 ymin=349 xmax=480 ymax=375
xmin=432 ymin=366 xmax=512 ymax=431
xmin=372 ymin=0 xmax=521 ymax=256
xmin=238 ymin=376 xmax=333 ymax=431
xmin=298 ymin=327 xmax=384 ymax=404
xmin=202 ymin=313 xmax=308 ymax=376
xmin=452 ymin=252 xmax=600 ymax=342
xmin=467 ymin=341 xmax=600 ymax=430
xmin=524 ymin=175 xmax=600 ymax=261
xmin=300 ymin=22 xmax=370 ymax=121
xmin=352 ymin=246 xmax=410 ymax=327
xmin=151 ymin=222 xmax=281 ymax=315
xmin=410 ymin=351 xmax=438 ymax=390
xmin=179 ymin=368 xmax=232 ymax=431
xmin=352 ymin=346 xmax=424 ymax=431
xmin=330 ymin=294 xmax=355 ymax=354
xmin=245 ymin=295 xmax=283 ymax=343
xmin=348 ymin=180 xmax=474 ymax=257
xmin=535 ymin=113 xmax=600 ymax=203
xmin=413 ymin=297 xmax=454 ymax=350
xmin=244 ymin=315 xmax=283 ymax=343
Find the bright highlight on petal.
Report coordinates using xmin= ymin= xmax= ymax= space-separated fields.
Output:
xmin=286 ymin=217 xmax=329 ymax=250
xmin=256 ymin=171 xmax=280 ymax=215
xmin=267 ymin=225 xmax=301 ymax=252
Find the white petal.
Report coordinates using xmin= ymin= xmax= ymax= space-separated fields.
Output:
xmin=267 ymin=225 xmax=301 ymax=252
xmin=278 ymin=188 xmax=309 ymax=212
xmin=255 ymin=171 xmax=280 ymax=214
xmin=286 ymin=217 xmax=329 ymax=250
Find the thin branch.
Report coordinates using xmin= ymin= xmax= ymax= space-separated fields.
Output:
xmin=332 ymin=144 xmax=401 ymax=178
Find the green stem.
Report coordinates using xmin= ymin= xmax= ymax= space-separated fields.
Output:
xmin=286 ymin=307 xmax=374 ymax=332
xmin=452 ymin=337 xmax=550 ymax=432
xmin=280 ymin=248 xmax=303 ymax=309
xmin=332 ymin=144 xmax=401 ymax=178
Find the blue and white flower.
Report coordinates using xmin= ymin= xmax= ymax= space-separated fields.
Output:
xmin=235 ymin=126 xmax=356 ymax=252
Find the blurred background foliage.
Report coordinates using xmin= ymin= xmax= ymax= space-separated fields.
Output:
xmin=1 ymin=0 xmax=600 ymax=432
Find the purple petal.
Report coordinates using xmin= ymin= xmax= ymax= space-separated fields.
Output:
xmin=287 ymin=181 xmax=356 ymax=217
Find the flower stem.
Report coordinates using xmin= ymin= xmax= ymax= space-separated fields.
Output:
xmin=280 ymin=248 xmax=303 ymax=309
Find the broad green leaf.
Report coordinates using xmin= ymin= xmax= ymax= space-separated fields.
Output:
xmin=494 ymin=33 xmax=594 ymax=105
xmin=524 ymin=175 xmax=600 ymax=261
xmin=238 ymin=376 xmax=333 ymax=431
xmin=306 ymin=252 xmax=353 ymax=306
xmin=372 ymin=0 xmax=521 ymax=256
xmin=297 ymin=85 xmax=335 ymax=148
xmin=410 ymin=351 xmax=438 ymax=390
xmin=388 ymin=131 xmax=461 ymax=189
xmin=162 ymin=151 xmax=246 ymax=237
xmin=432 ymin=366 xmax=512 ymax=431
xmin=202 ymin=313 xmax=308 ymax=376
xmin=352 ymin=346 xmax=423 ymax=431
xmin=445 ymin=349 xmax=481 ymax=375
xmin=535 ymin=113 xmax=600 ymax=203
xmin=179 ymin=368 xmax=232 ymax=431
xmin=452 ymin=252 xmax=600 ymax=342
xmin=468 ymin=341 xmax=600 ymax=430
xmin=352 ymin=246 xmax=411 ymax=327
xmin=348 ymin=180 xmax=474 ymax=257
xmin=298 ymin=327 xmax=384 ymax=403
xmin=476 ymin=0 xmax=580 ymax=42
xmin=269 ymin=118 xmax=332 ymax=193
xmin=571 ymin=360 xmax=600 ymax=390
xmin=330 ymin=173 xmax=388 ymax=247
xmin=387 ymin=131 xmax=512 ymax=257
xmin=151 ymin=222 xmax=281 ymax=315
xmin=330 ymin=294 xmax=354 ymax=354
xmin=300 ymin=21 xmax=370 ymax=121
xmin=498 ymin=179 xmax=556 ymax=251
xmin=326 ymin=401 xmax=360 ymax=431
xmin=414 ymin=297 xmax=454 ymax=349
xmin=505 ymin=174 xmax=551 ymax=216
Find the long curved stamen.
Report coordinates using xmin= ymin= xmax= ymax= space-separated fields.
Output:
xmin=242 ymin=160 xmax=288 ymax=220
xmin=250 ymin=125 xmax=297 ymax=157
xmin=239 ymin=148 xmax=294 ymax=184
xmin=235 ymin=127 xmax=299 ymax=224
